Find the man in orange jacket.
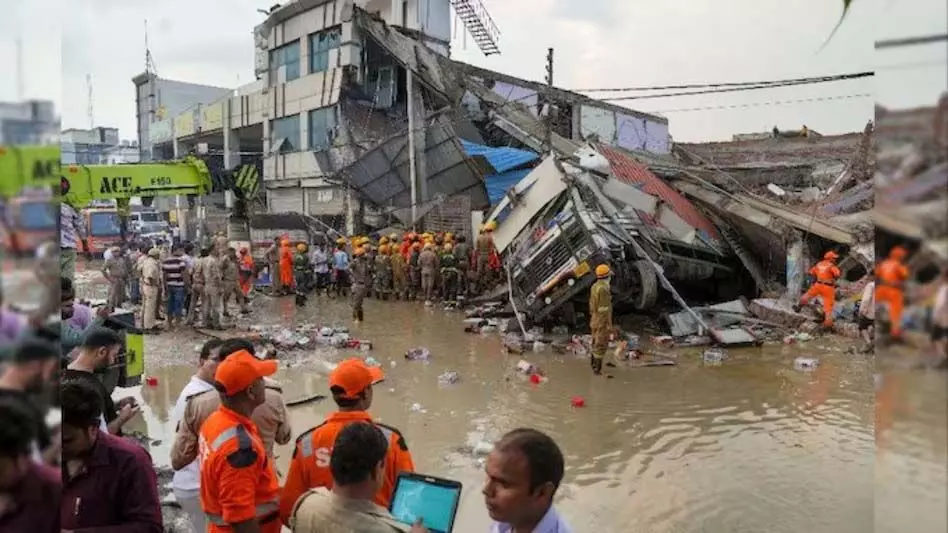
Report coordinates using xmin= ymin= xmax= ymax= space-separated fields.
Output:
xmin=279 ymin=358 xmax=415 ymax=525
xmin=279 ymin=239 xmax=294 ymax=293
xmin=876 ymin=245 xmax=910 ymax=340
xmin=237 ymin=248 xmax=255 ymax=296
xmin=796 ymin=251 xmax=842 ymax=328
xmin=199 ymin=350 xmax=282 ymax=533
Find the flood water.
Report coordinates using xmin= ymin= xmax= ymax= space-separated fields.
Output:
xmin=51 ymin=262 xmax=948 ymax=533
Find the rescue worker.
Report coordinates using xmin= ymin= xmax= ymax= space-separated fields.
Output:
xmin=440 ymin=242 xmax=460 ymax=306
xmin=294 ymin=243 xmax=312 ymax=292
xmin=453 ymin=234 xmax=471 ymax=300
xmin=350 ymin=246 xmax=368 ymax=322
xmin=408 ymin=242 xmax=422 ymax=301
xmin=374 ymin=244 xmax=393 ymax=300
xmin=266 ymin=237 xmax=283 ymax=296
xmin=279 ymin=239 xmax=294 ymax=294
xmin=187 ymin=247 xmax=208 ymax=326
xmin=796 ymin=251 xmax=842 ymax=329
xmin=391 ymin=241 xmax=408 ymax=301
xmin=213 ymin=230 xmax=229 ymax=256
xmin=237 ymin=248 xmax=255 ymax=297
xmin=102 ymin=246 xmax=128 ymax=310
xmin=419 ymin=242 xmax=440 ymax=305
xmin=141 ymin=247 xmax=162 ymax=333
xmin=221 ymin=247 xmax=247 ymax=317
xmin=279 ymin=358 xmax=414 ymax=525
xmin=589 ymin=264 xmax=615 ymax=375
xmin=203 ymin=246 xmax=224 ymax=330
xmin=364 ymin=243 xmax=377 ymax=299
xmin=875 ymin=245 xmax=910 ymax=341
xmin=475 ymin=222 xmax=497 ymax=293
xmin=198 ymin=349 xmax=282 ymax=533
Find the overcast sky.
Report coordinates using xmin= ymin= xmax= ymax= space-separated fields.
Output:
xmin=1 ymin=0 xmax=945 ymax=142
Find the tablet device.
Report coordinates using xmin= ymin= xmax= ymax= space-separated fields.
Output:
xmin=389 ymin=472 xmax=462 ymax=533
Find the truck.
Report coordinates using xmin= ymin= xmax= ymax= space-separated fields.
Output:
xmin=0 ymin=192 xmax=58 ymax=256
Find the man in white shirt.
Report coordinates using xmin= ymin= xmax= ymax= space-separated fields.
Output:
xmin=169 ymin=338 xmax=224 ymax=532
xmin=931 ymin=268 xmax=948 ymax=365
xmin=858 ymin=276 xmax=875 ymax=353
xmin=485 ymin=429 xmax=573 ymax=533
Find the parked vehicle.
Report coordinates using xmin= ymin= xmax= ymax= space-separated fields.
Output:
xmin=0 ymin=194 xmax=57 ymax=256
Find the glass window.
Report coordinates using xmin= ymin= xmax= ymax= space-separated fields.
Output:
xmin=309 ymin=27 xmax=341 ymax=74
xmin=308 ymin=106 xmax=338 ymax=152
xmin=315 ymin=189 xmax=334 ymax=203
xmin=269 ymin=41 xmax=301 ymax=83
xmin=89 ymin=212 xmax=122 ymax=237
xmin=17 ymin=201 xmax=57 ymax=230
xmin=271 ymin=114 xmax=301 ymax=152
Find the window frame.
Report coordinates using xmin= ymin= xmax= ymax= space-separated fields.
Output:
xmin=269 ymin=40 xmax=301 ymax=83
xmin=307 ymin=106 xmax=338 ymax=152
xmin=308 ymin=26 xmax=342 ymax=74
xmin=271 ymin=114 xmax=301 ymax=153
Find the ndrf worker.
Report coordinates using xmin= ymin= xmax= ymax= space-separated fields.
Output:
xmin=350 ymin=246 xmax=368 ymax=323
xmin=875 ymin=245 xmax=910 ymax=340
xmin=796 ymin=251 xmax=842 ymax=328
xmin=279 ymin=239 xmax=295 ymax=293
xmin=279 ymin=358 xmax=414 ymax=525
xmin=589 ymin=264 xmax=615 ymax=375
xmin=238 ymin=248 xmax=255 ymax=297
xmin=198 ymin=350 xmax=282 ymax=533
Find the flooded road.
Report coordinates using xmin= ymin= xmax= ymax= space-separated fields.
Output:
xmin=59 ymin=261 xmax=946 ymax=533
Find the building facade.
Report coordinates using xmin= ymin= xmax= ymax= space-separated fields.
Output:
xmin=0 ymin=100 xmax=59 ymax=145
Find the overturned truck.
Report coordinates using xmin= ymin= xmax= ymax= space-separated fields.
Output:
xmin=486 ymin=145 xmax=741 ymax=325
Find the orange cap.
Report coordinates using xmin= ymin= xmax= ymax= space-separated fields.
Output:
xmin=824 ymin=251 xmax=839 ymax=260
xmin=329 ymin=358 xmax=385 ymax=399
xmin=214 ymin=350 xmax=278 ymax=396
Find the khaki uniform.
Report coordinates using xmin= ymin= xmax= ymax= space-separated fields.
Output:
xmin=588 ymin=278 xmax=613 ymax=374
xmin=475 ymin=233 xmax=494 ymax=292
xmin=141 ymin=256 xmax=161 ymax=329
xmin=102 ymin=254 xmax=128 ymax=309
xmin=289 ymin=488 xmax=410 ymax=533
xmin=419 ymin=250 xmax=439 ymax=302
xmin=220 ymin=255 xmax=244 ymax=314
xmin=374 ymin=254 xmax=392 ymax=299
xmin=202 ymin=255 xmax=223 ymax=329
xmin=350 ymin=256 xmax=368 ymax=322
xmin=188 ymin=257 xmax=206 ymax=325
xmin=214 ymin=235 xmax=229 ymax=255
xmin=170 ymin=378 xmax=291 ymax=470
xmin=390 ymin=252 xmax=407 ymax=300
xmin=453 ymin=241 xmax=471 ymax=297
xmin=266 ymin=243 xmax=283 ymax=293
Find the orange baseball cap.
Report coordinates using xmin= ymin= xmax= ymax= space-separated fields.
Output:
xmin=329 ymin=358 xmax=385 ymax=399
xmin=214 ymin=350 xmax=278 ymax=396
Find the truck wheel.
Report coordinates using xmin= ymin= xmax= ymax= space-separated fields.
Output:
xmin=630 ymin=260 xmax=659 ymax=310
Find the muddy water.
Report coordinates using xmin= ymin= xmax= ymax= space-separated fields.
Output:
xmin=60 ymin=260 xmax=946 ymax=533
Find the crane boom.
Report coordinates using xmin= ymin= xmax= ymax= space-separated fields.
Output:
xmin=62 ymin=156 xmax=214 ymax=207
xmin=0 ymin=145 xmax=60 ymax=198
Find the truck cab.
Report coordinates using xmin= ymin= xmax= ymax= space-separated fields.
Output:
xmin=82 ymin=207 xmax=124 ymax=255
xmin=0 ymin=194 xmax=58 ymax=256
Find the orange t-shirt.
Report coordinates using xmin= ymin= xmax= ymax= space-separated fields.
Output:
xmin=279 ymin=410 xmax=414 ymax=524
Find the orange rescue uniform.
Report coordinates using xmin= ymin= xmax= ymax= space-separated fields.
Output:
xmin=279 ymin=410 xmax=415 ymax=524
xmin=199 ymin=405 xmax=282 ymax=533
xmin=279 ymin=243 xmax=294 ymax=288
xmin=800 ymin=259 xmax=841 ymax=326
xmin=876 ymin=254 xmax=910 ymax=337
xmin=238 ymin=253 xmax=255 ymax=295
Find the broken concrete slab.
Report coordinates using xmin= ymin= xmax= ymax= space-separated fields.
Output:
xmin=665 ymin=299 xmax=750 ymax=337
xmin=748 ymin=298 xmax=811 ymax=329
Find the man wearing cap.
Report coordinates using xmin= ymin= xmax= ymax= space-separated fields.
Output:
xmin=589 ymin=264 xmax=615 ymax=375
xmin=198 ymin=349 xmax=282 ymax=533
xmin=279 ymin=358 xmax=415 ymax=525
xmin=102 ymin=246 xmax=128 ymax=310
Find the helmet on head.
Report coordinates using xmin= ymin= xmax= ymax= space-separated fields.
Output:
xmin=297 ymin=243 xmax=307 ymax=252
xmin=354 ymin=246 xmax=365 ymax=256
xmin=595 ymin=264 xmax=611 ymax=278
xmin=336 ymin=237 xmax=347 ymax=245
xmin=445 ymin=232 xmax=454 ymax=241
xmin=424 ymin=243 xmax=433 ymax=250
xmin=485 ymin=221 xmax=497 ymax=232
xmin=281 ymin=239 xmax=289 ymax=246
xmin=824 ymin=251 xmax=839 ymax=261
xmin=389 ymin=233 xmax=398 ymax=241
xmin=890 ymin=245 xmax=908 ymax=259
xmin=412 ymin=242 xmax=422 ymax=250
xmin=379 ymin=237 xmax=389 ymax=245
xmin=443 ymin=243 xmax=453 ymax=252
xmin=379 ymin=244 xmax=390 ymax=255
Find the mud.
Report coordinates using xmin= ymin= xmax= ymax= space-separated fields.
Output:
xmin=56 ymin=259 xmax=948 ymax=532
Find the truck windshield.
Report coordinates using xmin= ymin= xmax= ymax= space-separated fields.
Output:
xmin=139 ymin=212 xmax=162 ymax=223
xmin=17 ymin=201 xmax=57 ymax=230
xmin=89 ymin=212 xmax=122 ymax=237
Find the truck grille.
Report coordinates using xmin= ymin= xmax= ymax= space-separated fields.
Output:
xmin=517 ymin=221 xmax=589 ymax=296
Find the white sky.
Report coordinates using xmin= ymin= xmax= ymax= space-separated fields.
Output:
xmin=1 ymin=0 xmax=945 ymax=142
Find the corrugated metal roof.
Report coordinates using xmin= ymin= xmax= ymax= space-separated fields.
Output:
xmin=460 ymin=140 xmax=539 ymax=174
xmin=597 ymin=143 xmax=721 ymax=242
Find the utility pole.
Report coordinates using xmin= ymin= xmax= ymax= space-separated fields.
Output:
xmin=544 ymin=47 xmax=554 ymax=153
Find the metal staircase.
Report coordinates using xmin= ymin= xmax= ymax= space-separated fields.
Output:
xmin=450 ymin=0 xmax=501 ymax=56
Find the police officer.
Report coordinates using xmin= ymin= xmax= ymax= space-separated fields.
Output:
xmin=419 ymin=243 xmax=439 ymax=306
xmin=453 ymin=234 xmax=471 ymax=299
xmin=220 ymin=247 xmax=245 ymax=317
xmin=203 ymin=246 xmax=224 ymax=329
xmin=350 ymin=246 xmax=368 ymax=323
xmin=187 ymin=247 xmax=208 ymax=326
xmin=102 ymin=246 xmax=128 ymax=309
xmin=198 ymin=349 xmax=282 ymax=533
xmin=589 ymin=264 xmax=615 ymax=375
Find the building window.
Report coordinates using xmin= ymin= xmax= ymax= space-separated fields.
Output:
xmin=309 ymin=27 xmax=341 ymax=74
xmin=271 ymin=114 xmax=301 ymax=153
xmin=308 ymin=106 xmax=338 ymax=152
xmin=269 ymin=41 xmax=301 ymax=83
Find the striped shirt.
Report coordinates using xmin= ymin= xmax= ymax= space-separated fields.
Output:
xmin=161 ymin=256 xmax=187 ymax=287
xmin=60 ymin=203 xmax=86 ymax=248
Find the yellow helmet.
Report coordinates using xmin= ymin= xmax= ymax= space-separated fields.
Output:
xmin=379 ymin=244 xmax=390 ymax=255
xmin=389 ymin=233 xmax=398 ymax=241
xmin=297 ymin=243 xmax=307 ymax=252
xmin=354 ymin=246 xmax=365 ymax=256
xmin=485 ymin=220 xmax=497 ymax=231
xmin=443 ymin=242 xmax=453 ymax=252
xmin=336 ymin=237 xmax=347 ymax=245
xmin=595 ymin=264 xmax=611 ymax=278
xmin=380 ymin=237 xmax=389 ymax=245
xmin=424 ymin=242 xmax=434 ymax=250
xmin=359 ymin=237 xmax=371 ymax=246
xmin=445 ymin=232 xmax=454 ymax=241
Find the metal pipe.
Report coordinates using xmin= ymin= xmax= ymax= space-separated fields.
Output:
xmin=407 ymin=70 xmax=418 ymax=229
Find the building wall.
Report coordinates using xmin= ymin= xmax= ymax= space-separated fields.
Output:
xmin=0 ymin=100 xmax=58 ymax=145
xmin=579 ymin=104 xmax=670 ymax=153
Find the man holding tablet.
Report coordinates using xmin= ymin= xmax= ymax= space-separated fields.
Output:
xmin=281 ymin=358 xmax=415 ymax=525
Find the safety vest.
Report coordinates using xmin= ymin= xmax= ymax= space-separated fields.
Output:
xmin=199 ymin=407 xmax=280 ymax=531
xmin=810 ymin=260 xmax=840 ymax=284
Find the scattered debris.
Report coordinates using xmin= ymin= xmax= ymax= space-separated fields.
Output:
xmin=410 ymin=402 xmax=427 ymax=413
xmin=438 ymin=371 xmax=461 ymax=385
xmin=571 ymin=396 xmax=586 ymax=408
xmin=364 ymin=356 xmax=381 ymax=367
xmin=405 ymin=348 xmax=431 ymax=361
xmin=703 ymin=348 xmax=728 ymax=365
xmin=783 ymin=332 xmax=814 ymax=344
xmin=515 ymin=360 xmax=539 ymax=375
xmin=145 ymin=376 xmax=158 ymax=387
xmin=652 ymin=335 xmax=676 ymax=348
xmin=793 ymin=357 xmax=820 ymax=371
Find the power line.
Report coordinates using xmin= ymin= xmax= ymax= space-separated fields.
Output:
xmin=573 ymin=72 xmax=874 ymax=93
xmin=876 ymin=34 xmax=948 ymax=49
xmin=597 ymin=73 xmax=874 ymax=102
xmin=647 ymin=92 xmax=872 ymax=114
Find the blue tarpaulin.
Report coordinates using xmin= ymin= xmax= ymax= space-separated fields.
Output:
xmin=461 ymin=140 xmax=539 ymax=205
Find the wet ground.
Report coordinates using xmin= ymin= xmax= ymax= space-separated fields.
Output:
xmin=16 ymin=258 xmax=947 ymax=533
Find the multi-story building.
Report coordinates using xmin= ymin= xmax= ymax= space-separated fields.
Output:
xmin=0 ymin=100 xmax=59 ymax=145
xmin=61 ymin=126 xmax=122 ymax=164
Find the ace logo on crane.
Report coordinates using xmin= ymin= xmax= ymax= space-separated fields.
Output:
xmin=99 ymin=176 xmax=135 ymax=195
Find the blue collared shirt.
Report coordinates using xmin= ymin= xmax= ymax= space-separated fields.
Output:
xmin=489 ymin=506 xmax=573 ymax=533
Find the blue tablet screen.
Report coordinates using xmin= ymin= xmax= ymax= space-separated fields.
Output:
xmin=390 ymin=477 xmax=461 ymax=533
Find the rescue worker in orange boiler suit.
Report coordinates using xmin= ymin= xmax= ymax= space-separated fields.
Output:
xmin=238 ymin=248 xmax=255 ymax=296
xmin=199 ymin=350 xmax=282 ymax=533
xmin=796 ymin=251 xmax=841 ymax=328
xmin=875 ymin=245 xmax=910 ymax=340
xmin=279 ymin=239 xmax=294 ymax=292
